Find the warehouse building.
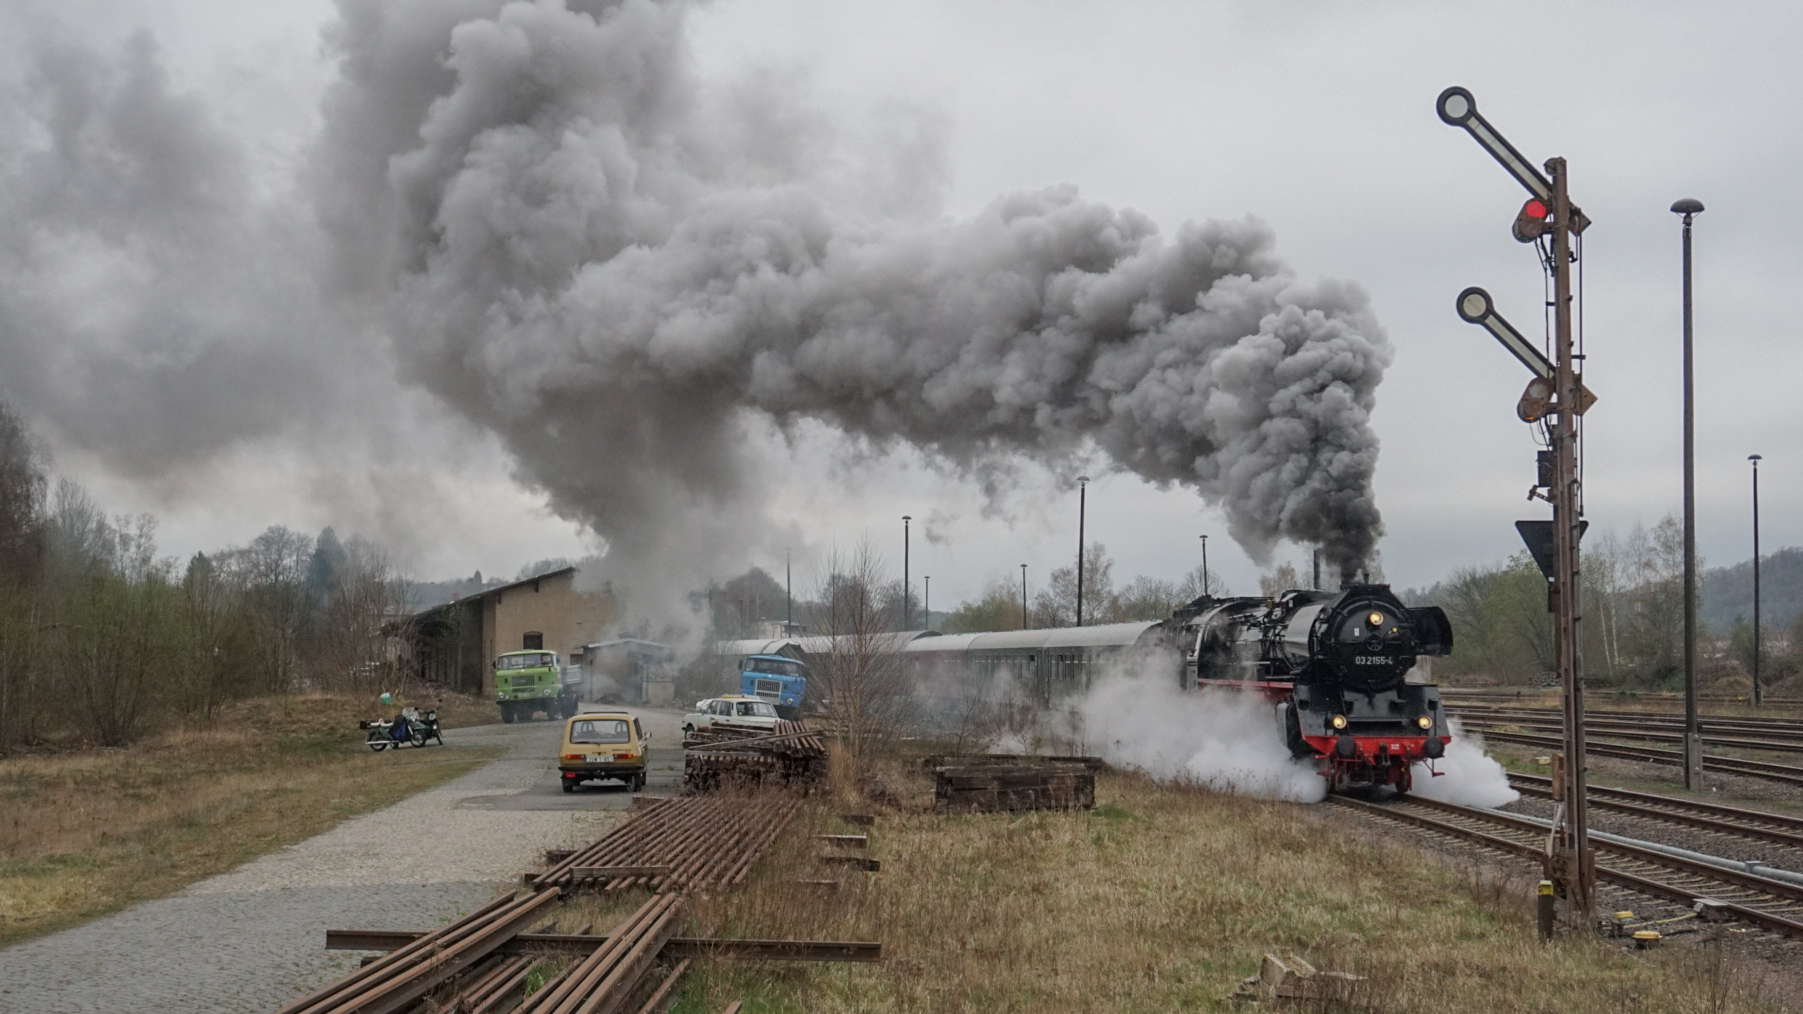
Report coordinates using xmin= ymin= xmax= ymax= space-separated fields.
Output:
xmin=396 ymin=567 xmax=617 ymax=695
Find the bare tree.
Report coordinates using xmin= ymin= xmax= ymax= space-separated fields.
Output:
xmin=807 ymin=540 xmax=911 ymax=768
xmin=227 ymin=526 xmax=314 ymax=694
xmin=0 ymin=402 xmax=46 ymax=587
xmin=53 ymin=513 xmax=179 ymax=745
xmin=311 ymin=536 xmax=407 ymax=693
xmin=1259 ymin=562 xmax=1303 ymax=598
xmin=174 ymin=552 xmax=258 ymax=722
xmin=0 ymin=403 xmax=47 ymax=748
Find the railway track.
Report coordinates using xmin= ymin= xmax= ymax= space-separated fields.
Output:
xmin=1443 ymin=688 xmax=1803 ymax=709
xmin=1461 ymin=726 xmax=1803 ymax=787
xmin=1455 ymin=704 xmax=1803 ymax=739
xmin=1506 ymin=772 xmax=1803 ymax=853
xmin=1455 ymin=714 xmax=1803 ymax=757
xmin=1333 ymin=794 xmax=1803 ymax=940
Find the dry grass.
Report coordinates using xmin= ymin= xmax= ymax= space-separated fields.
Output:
xmin=0 ymin=693 xmax=496 ymax=945
xmin=662 ymin=772 xmax=1784 ymax=1013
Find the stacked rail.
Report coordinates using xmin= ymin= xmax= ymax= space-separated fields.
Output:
xmin=684 ymin=719 xmax=826 ymax=791
xmin=292 ymin=788 xmax=860 ymax=1013
xmin=534 ymin=794 xmax=804 ymax=893
xmin=515 ymin=893 xmax=684 ymax=1014
xmin=275 ymin=889 xmax=561 ymax=1014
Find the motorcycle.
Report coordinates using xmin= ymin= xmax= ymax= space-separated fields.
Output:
xmin=360 ymin=706 xmax=443 ymax=751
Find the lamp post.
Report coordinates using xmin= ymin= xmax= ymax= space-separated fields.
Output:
xmin=1076 ymin=476 xmax=1090 ymax=625
xmin=1751 ymin=454 xmax=1764 ymax=707
xmin=1020 ymin=564 xmax=1029 ymax=630
xmin=924 ymin=576 xmax=931 ymax=632
xmin=902 ymin=515 xmax=912 ymax=630
xmin=1199 ymin=534 xmax=1209 ymax=597
xmin=1672 ymin=196 xmax=1704 ymax=788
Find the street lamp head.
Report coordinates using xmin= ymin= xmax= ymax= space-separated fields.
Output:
xmin=1077 ymin=475 xmax=1089 ymax=486
xmin=1750 ymin=454 xmax=1763 ymax=463
xmin=1670 ymin=198 xmax=1704 ymax=216
xmin=902 ymin=515 xmax=911 ymax=522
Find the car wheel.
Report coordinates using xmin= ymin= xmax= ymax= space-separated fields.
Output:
xmin=562 ymin=781 xmax=575 ymax=793
xmin=500 ymin=704 xmax=516 ymax=724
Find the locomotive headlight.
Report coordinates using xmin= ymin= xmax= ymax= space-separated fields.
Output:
xmin=1331 ymin=714 xmax=1348 ymax=730
xmin=1416 ymin=715 xmax=1433 ymax=730
xmin=1367 ymin=612 xmax=1384 ymax=626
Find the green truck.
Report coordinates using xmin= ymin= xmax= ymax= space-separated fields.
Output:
xmin=494 ymin=650 xmax=580 ymax=723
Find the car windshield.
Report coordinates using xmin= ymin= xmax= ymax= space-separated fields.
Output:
xmin=735 ymin=701 xmax=777 ymax=718
xmin=745 ymin=658 xmax=803 ymax=678
xmin=500 ymin=653 xmax=556 ymax=669
xmin=569 ymin=719 xmax=630 ymax=744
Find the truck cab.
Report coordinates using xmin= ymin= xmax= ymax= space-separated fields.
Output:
xmin=494 ymin=650 xmax=579 ymax=723
xmin=738 ymin=654 xmax=807 ymax=719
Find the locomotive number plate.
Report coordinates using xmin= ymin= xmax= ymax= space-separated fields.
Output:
xmin=1354 ymin=656 xmax=1390 ymax=665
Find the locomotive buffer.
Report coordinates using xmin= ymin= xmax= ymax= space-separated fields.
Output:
xmin=1441 ymin=86 xmax=1596 ymax=926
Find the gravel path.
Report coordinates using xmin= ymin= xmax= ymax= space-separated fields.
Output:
xmin=0 ymin=707 xmax=687 ymax=1014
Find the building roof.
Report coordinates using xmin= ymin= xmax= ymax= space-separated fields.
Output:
xmin=402 ymin=566 xmax=579 ymax=626
xmin=584 ymin=638 xmax=673 ymax=654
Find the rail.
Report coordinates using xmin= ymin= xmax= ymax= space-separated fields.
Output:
xmin=1332 ymin=795 xmax=1803 ymax=940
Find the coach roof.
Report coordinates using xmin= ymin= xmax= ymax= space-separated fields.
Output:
xmin=902 ymin=620 xmax=1163 ymax=654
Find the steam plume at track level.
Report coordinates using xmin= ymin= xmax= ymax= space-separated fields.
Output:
xmin=322 ymin=0 xmax=1392 ymax=584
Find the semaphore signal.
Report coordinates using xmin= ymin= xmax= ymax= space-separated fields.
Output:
xmin=1439 ymin=85 xmax=1596 ymax=929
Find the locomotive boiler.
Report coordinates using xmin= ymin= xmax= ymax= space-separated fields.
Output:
xmin=1172 ymin=583 xmax=1454 ymax=792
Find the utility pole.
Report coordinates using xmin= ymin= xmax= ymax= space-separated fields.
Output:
xmin=1673 ymin=198 xmax=1704 ymax=782
xmin=1751 ymin=454 xmax=1763 ymax=706
xmin=1548 ymin=156 xmax=1593 ymax=917
xmin=924 ymin=575 xmax=931 ymax=631
xmin=1077 ymin=476 xmax=1090 ymax=625
xmin=1442 ymin=87 xmax=1595 ymax=921
xmin=1020 ymin=564 xmax=1029 ymax=630
xmin=902 ymin=516 xmax=912 ymax=630
xmin=1199 ymin=534 xmax=1209 ymax=597
xmin=785 ymin=549 xmax=792 ymax=636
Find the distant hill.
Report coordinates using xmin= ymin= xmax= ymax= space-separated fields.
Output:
xmin=1701 ymin=546 xmax=1803 ymax=635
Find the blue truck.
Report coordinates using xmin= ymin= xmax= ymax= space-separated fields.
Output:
xmin=738 ymin=654 xmax=807 ymax=719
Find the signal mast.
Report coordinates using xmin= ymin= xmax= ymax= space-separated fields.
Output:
xmin=1439 ymin=87 xmax=1595 ymax=925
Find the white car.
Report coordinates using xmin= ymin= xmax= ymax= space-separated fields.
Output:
xmin=682 ymin=696 xmax=780 ymax=735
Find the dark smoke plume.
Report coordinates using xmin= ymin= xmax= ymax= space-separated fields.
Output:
xmin=0 ymin=0 xmax=1390 ymax=612
xmin=315 ymin=0 xmax=1390 ymax=599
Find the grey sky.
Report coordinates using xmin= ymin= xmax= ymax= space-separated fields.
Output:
xmin=1 ymin=0 xmax=1795 ymax=610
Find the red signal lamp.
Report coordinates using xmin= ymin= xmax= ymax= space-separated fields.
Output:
xmin=1512 ymin=198 xmax=1550 ymax=243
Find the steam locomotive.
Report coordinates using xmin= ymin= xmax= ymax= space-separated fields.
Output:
xmin=1173 ymin=583 xmax=1454 ymax=793
xmin=719 ymin=582 xmax=1454 ymax=794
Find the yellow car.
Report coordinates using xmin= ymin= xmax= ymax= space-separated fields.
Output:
xmin=559 ymin=711 xmax=649 ymax=793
